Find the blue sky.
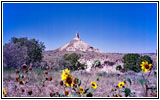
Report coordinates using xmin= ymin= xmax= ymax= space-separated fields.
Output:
xmin=3 ymin=3 xmax=157 ymax=53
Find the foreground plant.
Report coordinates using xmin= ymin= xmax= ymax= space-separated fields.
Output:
xmin=50 ymin=68 xmax=98 ymax=97
xmin=139 ymin=61 xmax=157 ymax=97
xmin=3 ymin=88 xmax=7 ymax=97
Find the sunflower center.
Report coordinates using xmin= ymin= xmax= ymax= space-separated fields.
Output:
xmin=92 ymin=83 xmax=95 ymax=86
xmin=65 ymin=73 xmax=68 ymax=75
xmin=66 ymin=76 xmax=72 ymax=84
xmin=120 ymin=84 xmax=122 ymax=86
xmin=145 ymin=64 xmax=149 ymax=69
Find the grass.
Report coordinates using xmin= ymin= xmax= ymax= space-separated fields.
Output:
xmin=3 ymin=68 xmax=157 ymax=97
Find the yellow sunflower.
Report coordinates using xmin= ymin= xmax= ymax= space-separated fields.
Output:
xmin=79 ymin=86 xmax=84 ymax=94
xmin=61 ymin=68 xmax=70 ymax=80
xmin=91 ymin=82 xmax=97 ymax=89
xmin=140 ymin=61 xmax=152 ymax=72
xmin=3 ymin=88 xmax=7 ymax=95
xmin=64 ymin=75 xmax=73 ymax=87
xmin=118 ymin=82 xmax=124 ymax=88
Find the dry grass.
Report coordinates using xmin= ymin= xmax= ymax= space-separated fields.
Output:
xmin=3 ymin=68 xmax=157 ymax=97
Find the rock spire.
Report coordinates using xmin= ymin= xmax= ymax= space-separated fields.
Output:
xmin=74 ymin=32 xmax=80 ymax=40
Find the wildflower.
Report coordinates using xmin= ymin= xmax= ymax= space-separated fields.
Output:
xmin=21 ymin=88 xmax=25 ymax=92
xmin=28 ymin=66 xmax=32 ymax=71
xmin=64 ymin=75 xmax=73 ymax=87
xmin=61 ymin=68 xmax=70 ymax=80
xmin=16 ymin=77 xmax=19 ymax=81
xmin=44 ymin=70 xmax=48 ymax=75
xmin=65 ymin=90 xmax=69 ymax=96
xmin=60 ymin=81 xmax=63 ymax=86
xmin=79 ymin=86 xmax=84 ymax=94
xmin=50 ymin=93 xmax=53 ymax=97
xmin=3 ymin=88 xmax=7 ymax=96
xmin=140 ymin=61 xmax=152 ymax=72
xmin=24 ymin=69 xmax=28 ymax=73
xmin=22 ymin=64 xmax=27 ymax=69
xmin=19 ymin=81 xmax=25 ymax=85
xmin=113 ymin=95 xmax=116 ymax=97
xmin=118 ymin=82 xmax=124 ymax=88
xmin=48 ymin=76 xmax=52 ymax=81
xmin=116 ymin=94 xmax=122 ymax=97
xmin=15 ymin=69 xmax=19 ymax=73
xmin=76 ymin=91 xmax=80 ymax=94
xmin=86 ymin=92 xmax=93 ymax=97
xmin=155 ymin=90 xmax=157 ymax=97
xmin=56 ymin=92 xmax=59 ymax=95
xmin=111 ymin=89 xmax=115 ymax=92
xmin=28 ymin=90 xmax=32 ymax=95
xmin=91 ymin=82 xmax=97 ymax=89
xmin=73 ymin=77 xmax=78 ymax=84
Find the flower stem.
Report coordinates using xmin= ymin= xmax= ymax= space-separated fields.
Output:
xmin=143 ymin=65 xmax=153 ymax=97
xmin=84 ymin=77 xmax=90 ymax=90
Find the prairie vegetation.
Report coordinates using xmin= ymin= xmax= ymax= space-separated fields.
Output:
xmin=3 ymin=37 xmax=157 ymax=97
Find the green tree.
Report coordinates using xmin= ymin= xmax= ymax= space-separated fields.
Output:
xmin=137 ymin=55 xmax=153 ymax=66
xmin=122 ymin=53 xmax=141 ymax=72
xmin=11 ymin=37 xmax=45 ymax=64
xmin=63 ymin=53 xmax=85 ymax=71
xmin=3 ymin=37 xmax=45 ymax=68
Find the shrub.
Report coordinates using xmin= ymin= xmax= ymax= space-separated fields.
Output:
xmin=122 ymin=53 xmax=140 ymax=65
xmin=122 ymin=54 xmax=153 ymax=73
xmin=3 ymin=37 xmax=45 ymax=69
xmin=94 ymin=60 xmax=101 ymax=67
xmin=116 ymin=65 xmax=122 ymax=70
xmin=11 ymin=37 xmax=45 ymax=63
xmin=137 ymin=55 xmax=153 ymax=66
xmin=124 ymin=64 xmax=141 ymax=73
xmin=63 ymin=53 xmax=85 ymax=71
xmin=3 ymin=43 xmax=29 ymax=68
xmin=122 ymin=53 xmax=140 ymax=73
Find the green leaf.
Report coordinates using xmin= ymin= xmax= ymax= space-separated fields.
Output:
xmin=96 ymin=76 xmax=99 ymax=81
xmin=124 ymin=88 xmax=131 ymax=97
xmin=84 ymin=88 xmax=94 ymax=94
xmin=71 ymin=92 xmax=81 ymax=97
xmin=126 ymin=78 xmax=132 ymax=85
xmin=78 ymin=78 xmax=81 ymax=86
xmin=59 ymin=94 xmax=65 ymax=97
xmin=139 ymin=79 xmax=147 ymax=86
xmin=83 ymin=88 xmax=89 ymax=94
xmin=118 ymin=90 xmax=122 ymax=95
xmin=94 ymin=60 xmax=101 ymax=67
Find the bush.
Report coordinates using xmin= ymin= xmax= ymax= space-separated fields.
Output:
xmin=3 ymin=37 xmax=45 ymax=69
xmin=137 ymin=55 xmax=153 ymax=66
xmin=122 ymin=53 xmax=140 ymax=65
xmin=122 ymin=54 xmax=153 ymax=73
xmin=3 ymin=43 xmax=29 ymax=68
xmin=94 ymin=60 xmax=101 ymax=67
xmin=124 ymin=64 xmax=141 ymax=73
xmin=11 ymin=37 xmax=45 ymax=63
xmin=63 ymin=53 xmax=85 ymax=71
xmin=122 ymin=53 xmax=140 ymax=73
xmin=116 ymin=65 xmax=122 ymax=70
xmin=53 ymin=58 xmax=71 ymax=71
